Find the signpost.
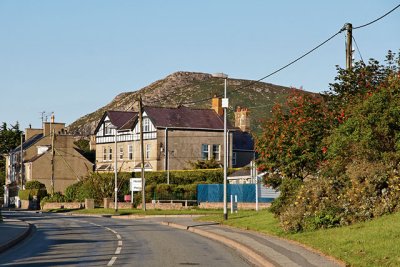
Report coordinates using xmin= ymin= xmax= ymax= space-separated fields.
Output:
xmin=130 ymin=178 xmax=142 ymax=204
xmin=130 ymin=178 xmax=142 ymax=192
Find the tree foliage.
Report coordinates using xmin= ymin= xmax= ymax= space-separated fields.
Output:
xmin=256 ymin=50 xmax=400 ymax=232
xmin=255 ymin=90 xmax=333 ymax=180
xmin=0 ymin=122 xmax=22 ymax=196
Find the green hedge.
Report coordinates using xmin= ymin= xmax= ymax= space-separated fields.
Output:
xmin=25 ymin=180 xmax=46 ymax=190
xmin=40 ymin=192 xmax=66 ymax=207
xmin=18 ymin=189 xmax=47 ymax=200
xmin=133 ymin=169 xmax=233 ymax=185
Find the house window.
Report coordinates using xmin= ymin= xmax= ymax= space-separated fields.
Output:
xmin=146 ymin=144 xmax=151 ymax=159
xmin=128 ymin=145 xmax=133 ymax=160
xmin=201 ymin=144 xmax=209 ymax=160
xmin=103 ymin=147 xmax=107 ymax=161
xmin=143 ymin=118 xmax=150 ymax=132
xmin=212 ymin=144 xmax=220 ymax=160
xmin=232 ymin=152 xmax=237 ymax=166
xmin=119 ymin=147 xmax=123 ymax=160
xmin=104 ymin=122 xmax=112 ymax=135
xmin=108 ymin=147 xmax=113 ymax=161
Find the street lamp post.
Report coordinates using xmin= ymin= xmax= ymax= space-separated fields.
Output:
xmin=112 ymin=126 xmax=118 ymax=212
xmin=212 ymin=72 xmax=229 ymax=220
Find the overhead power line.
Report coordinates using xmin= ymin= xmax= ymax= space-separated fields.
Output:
xmin=180 ymin=29 xmax=345 ymax=106
xmin=353 ymin=3 xmax=400 ymax=29
xmin=180 ymin=3 xmax=400 ymax=106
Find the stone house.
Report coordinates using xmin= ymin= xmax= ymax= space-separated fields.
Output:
xmin=93 ymin=97 xmax=254 ymax=173
xmin=3 ymin=117 xmax=93 ymax=207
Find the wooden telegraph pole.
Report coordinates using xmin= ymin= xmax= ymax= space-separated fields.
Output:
xmin=345 ymin=23 xmax=353 ymax=70
xmin=138 ymin=95 xmax=146 ymax=211
xmin=50 ymin=128 xmax=55 ymax=195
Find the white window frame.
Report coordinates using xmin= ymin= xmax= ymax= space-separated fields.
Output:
xmin=201 ymin=144 xmax=209 ymax=160
xmin=128 ymin=145 xmax=133 ymax=160
xmin=212 ymin=144 xmax=220 ymax=160
xmin=119 ymin=146 xmax=123 ymax=160
xmin=103 ymin=147 xmax=107 ymax=161
xmin=108 ymin=146 xmax=113 ymax=161
xmin=146 ymin=144 xmax=151 ymax=159
xmin=104 ymin=122 xmax=112 ymax=135
xmin=143 ymin=118 xmax=150 ymax=132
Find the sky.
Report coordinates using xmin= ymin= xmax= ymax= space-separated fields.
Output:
xmin=1 ymin=1 xmax=399 ymax=131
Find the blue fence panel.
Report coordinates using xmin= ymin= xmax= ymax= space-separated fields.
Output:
xmin=197 ymin=184 xmax=275 ymax=203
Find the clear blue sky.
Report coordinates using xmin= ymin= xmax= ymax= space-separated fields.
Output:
xmin=1 ymin=1 xmax=399 ymax=130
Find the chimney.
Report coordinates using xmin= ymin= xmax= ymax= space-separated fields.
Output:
xmin=234 ymin=106 xmax=250 ymax=132
xmin=212 ymin=95 xmax=223 ymax=116
xmin=51 ymin=112 xmax=55 ymax=123
xmin=25 ymin=127 xmax=43 ymax=140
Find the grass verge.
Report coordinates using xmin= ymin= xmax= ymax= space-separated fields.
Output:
xmin=198 ymin=210 xmax=400 ymax=267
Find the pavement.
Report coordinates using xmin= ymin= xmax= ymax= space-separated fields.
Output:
xmin=0 ymin=212 xmax=345 ymax=267
xmin=158 ymin=217 xmax=345 ymax=267
xmin=0 ymin=217 xmax=32 ymax=254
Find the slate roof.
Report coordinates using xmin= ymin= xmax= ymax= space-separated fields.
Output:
xmin=144 ymin=106 xmax=235 ymax=130
xmin=94 ymin=111 xmax=138 ymax=133
xmin=11 ymin=134 xmax=44 ymax=153
xmin=107 ymin=111 xmax=138 ymax=129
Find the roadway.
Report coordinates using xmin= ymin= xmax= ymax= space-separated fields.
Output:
xmin=0 ymin=211 xmax=250 ymax=267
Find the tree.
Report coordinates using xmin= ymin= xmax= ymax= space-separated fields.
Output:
xmin=276 ymin=51 xmax=400 ymax=231
xmin=327 ymin=50 xmax=400 ymax=110
xmin=0 ymin=122 xmax=23 ymax=197
xmin=324 ymin=73 xmax=400 ymax=174
xmin=255 ymin=90 xmax=333 ymax=181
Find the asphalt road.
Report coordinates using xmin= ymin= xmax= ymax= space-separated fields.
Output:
xmin=0 ymin=211 xmax=251 ymax=267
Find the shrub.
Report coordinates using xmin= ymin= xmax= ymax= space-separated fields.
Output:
xmin=18 ymin=188 xmax=48 ymax=201
xmin=18 ymin=190 xmax=31 ymax=200
xmin=65 ymin=181 xmax=85 ymax=202
xmin=270 ymin=177 xmax=302 ymax=215
xmin=25 ymin=180 xmax=46 ymax=190
xmin=278 ymin=177 xmax=343 ymax=232
xmin=40 ymin=192 xmax=66 ymax=207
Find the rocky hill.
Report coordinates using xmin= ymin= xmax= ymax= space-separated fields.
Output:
xmin=68 ymin=71 xmax=307 ymax=135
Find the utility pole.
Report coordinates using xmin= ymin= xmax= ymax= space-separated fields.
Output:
xmin=345 ymin=23 xmax=353 ymax=71
xmin=50 ymin=128 xmax=55 ymax=195
xmin=114 ymin=127 xmax=118 ymax=212
xmin=138 ymin=95 xmax=146 ymax=211
xmin=20 ymin=133 xmax=24 ymax=189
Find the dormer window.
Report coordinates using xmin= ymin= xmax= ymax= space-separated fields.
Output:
xmin=104 ymin=122 xmax=113 ymax=135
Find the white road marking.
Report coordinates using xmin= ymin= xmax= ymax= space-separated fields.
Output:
xmin=68 ymin=218 xmax=122 ymax=266
xmin=107 ymin=256 xmax=117 ymax=266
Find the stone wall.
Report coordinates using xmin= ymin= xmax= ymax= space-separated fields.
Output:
xmin=117 ymin=202 xmax=134 ymax=209
xmin=198 ymin=202 xmax=271 ymax=210
xmin=20 ymin=199 xmax=40 ymax=210
xmin=42 ymin=202 xmax=83 ymax=210
xmin=137 ymin=202 xmax=189 ymax=210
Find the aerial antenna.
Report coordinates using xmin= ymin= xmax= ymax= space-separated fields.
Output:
xmin=39 ymin=111 xmax=53 ymax=124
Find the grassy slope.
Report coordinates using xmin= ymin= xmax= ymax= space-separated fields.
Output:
xmin=68 ymin=72 xmax=297 ymax=135
xmin=199 ymin=210 xmax=400 ymax=267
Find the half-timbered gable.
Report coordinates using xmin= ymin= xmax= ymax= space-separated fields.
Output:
xmin=94 ymin=98 xmax=254 ymax=173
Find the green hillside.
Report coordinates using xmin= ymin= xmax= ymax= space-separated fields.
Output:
xmin=68 ymin=71 xmax=310 ymax=135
